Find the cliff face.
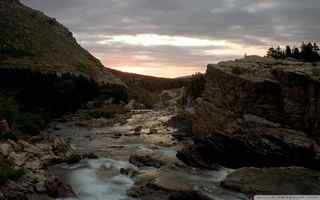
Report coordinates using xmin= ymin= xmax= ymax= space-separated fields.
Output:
xmin=193 ymin=56 xmax=320 ymax=136
xmin=0 ymin=0 xmax=122 ymax=86
xmin=178 ymin=56 xmax=320 ymax=169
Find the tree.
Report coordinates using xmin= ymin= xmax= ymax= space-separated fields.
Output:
xmin=266 ymin=47 xmax=276 ymax=58
xmin=301 ymin=42 xmax=318 ymax=62
xmin=285 ymin=46 xmax=292 ymax=58
xmin=292 ymin=47 xmax=300 ymax=59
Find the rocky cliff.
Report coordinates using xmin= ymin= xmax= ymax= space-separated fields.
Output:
xmin=194 ymin=56 xmax=320 ymax=135
xmin=178 ymin=56 xmax=320 ymax=169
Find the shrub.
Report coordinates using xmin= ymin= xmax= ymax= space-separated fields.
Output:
xmin=231 ymin=66 xmax=245 ymax=75
xmin=181 ymin=73 xmax=206 ymax=105
xmin=0 ymin=97 xmax=19 ymax=127
xmin=0 ymin=131 xmax=17 ymax=141
xmin=128 ymin=86 xmax=160 ymax=109
xmin=15 ymin=113 xmax=46 ymax=135
xmin=0 ymin=165 xmax=25 ymax=184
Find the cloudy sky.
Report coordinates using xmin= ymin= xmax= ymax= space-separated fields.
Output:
xmin=22 ymin=0 xmax=320 ymax=77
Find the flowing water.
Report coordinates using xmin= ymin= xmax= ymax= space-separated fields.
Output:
xmin=49 ymin=109 xmax=247 ymax=200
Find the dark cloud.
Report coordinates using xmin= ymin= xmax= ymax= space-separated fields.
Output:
xmin=21 ymin=0 xmax=320 ymax=77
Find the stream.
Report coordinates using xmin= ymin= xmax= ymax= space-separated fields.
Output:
xmin=47 ymin=109 xmax=247 ymax=200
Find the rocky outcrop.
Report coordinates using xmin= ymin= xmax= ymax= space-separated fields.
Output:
xmin=221 ymin=167 xmax=320 ymax=195
xmin=129 ymin=154 xmax=167 ymax=168
xmin=177 ymin=128 xmax=320 ymax=169
xmin=179 ymin=56 xmax=320 ymax=169
xmin=193 ymin=56 xmax=320 ymax=136
xmin=0 ymin=136 xmax=78 ymax=199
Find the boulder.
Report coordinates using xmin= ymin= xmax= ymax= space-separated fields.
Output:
xmin=129 ymin=154 xmax=166 ymax=168
xmin=0 ymin=142 xmax=13 ymax=157
xmin=0 ymin=119 xmax=10 ymax=133
xmin=177 ymin=127 xmax=320 ymax=169
xmin=221 ymin=167 xmax=320 ymax=195
xmin=126 ymin=100 xmax=145 ymax=110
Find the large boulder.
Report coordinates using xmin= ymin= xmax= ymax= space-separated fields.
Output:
xmin=221 ymin=167 xmax=320 ymax=195
xmin=177 ymin=127 xmax=320 ymax=169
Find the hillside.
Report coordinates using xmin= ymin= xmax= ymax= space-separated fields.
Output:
xmin=0 ymin=0 xmax=122 ymax=86
xmin=0 ymin=0 xmax=127 ymax=133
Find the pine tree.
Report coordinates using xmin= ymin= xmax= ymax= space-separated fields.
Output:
xmin=292 ymin=47 xmax=300 ymax=59
xmin=285 ymin=46 xmax=292 ymax=58
xmin=267 ymin=47 xmax=276 ymax=58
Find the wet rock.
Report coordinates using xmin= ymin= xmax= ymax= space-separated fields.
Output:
xmin=129 ymin=181 xmax=213 ymax=200
xmin=126 ymin=100 xmax=146 ymax=110
xmin=66 ymin=154 xmax=82 ymax=164
xmin=134 ymin=126 xmax=143 ymax=133
xmin=46 ymin=174 xmax=75 ymax=198
xmin=0 ymin=142 xmax=13 ymax=157
xmin=82 ymin=152 xmax=99 ymax=159
xmin=169 ymin=191 xmax=213 ymax=200
xmin=0 ymin=119 xmax=10 ymax=133
xmin=111 ymin=133 xmax=122 ymax=139
xmin=120 ymin=167 xmax=140 ymax=177
xmin=221 ymin=167 xmax=320 ymax=195
xmin=177 ymin=128 xmax=320 ymax=169
xmin=9 ymin=152 xmax=29 ymax=167
xmin=0 ymin=135 xmax=78 ymax=198
xmin=148 ymin=128 xmax=158 ymax=135
xmin=129 ymin=154 xmax=166 ymax=168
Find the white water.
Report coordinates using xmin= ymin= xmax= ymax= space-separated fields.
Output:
xmin=57 ymin=159 xmax=136 ymax=200
xmin=51 ymin=110 xmax=247 ymax=200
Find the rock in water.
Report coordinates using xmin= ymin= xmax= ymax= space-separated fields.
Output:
xmin=177 ymin=128 xmax=320 ymax=169
xmin=221 ymin=167 xmax=320 ymax=195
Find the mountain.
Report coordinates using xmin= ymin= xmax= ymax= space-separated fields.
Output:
xmin=0 ymin=0 xmax=122 ymax=86
xmin=0 ymin=0 xmax=127 ymax=120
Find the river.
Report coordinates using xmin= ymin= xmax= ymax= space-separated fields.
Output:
xmin=47 ymin=109 xmax=247 ymax=200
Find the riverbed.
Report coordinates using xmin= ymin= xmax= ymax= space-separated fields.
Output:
xmin=48 ymin=109 xmax=247 ymax=200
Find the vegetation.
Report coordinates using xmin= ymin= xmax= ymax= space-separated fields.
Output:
xmin=81 ymin=105 xmax=129 ymax=119
xmin=0 ymin=131 xmax=17 ymax=141
xmin=0 ymin=41 xmax=34 ymax=58
xmin=181 ymin=73 xmax=206 ymax=105
xmin=0 ymin=163 xmax=25 ymax=184
xmin=0 ymin=166 xmax=25 ymax=184
xmin=267 ymin=42 xmax=320 ymax=62
xmin=0 ymin=68 xmax=107 ymax=134
xmin=107 ymin=68 xmax=192 ymax=108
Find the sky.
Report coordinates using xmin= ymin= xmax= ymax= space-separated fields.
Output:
xmin=22 ymin=0 xmax=320 ymax=78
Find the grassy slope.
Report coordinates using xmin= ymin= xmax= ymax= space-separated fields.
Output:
xmin=0 ymin=0 xmax=121 ymax=85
